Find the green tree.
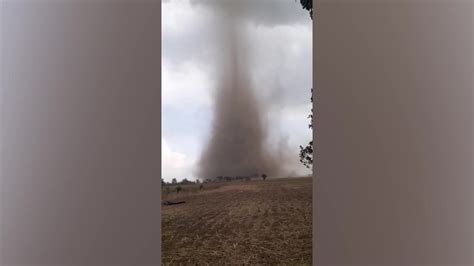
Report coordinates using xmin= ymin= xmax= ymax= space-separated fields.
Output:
xmin=298 ymin=0 xmax=313 ymax=19
xmin=299 ymin=88 xmax=313 ymax=168
xmin=297 ymin=1 xmax=313 ymax=169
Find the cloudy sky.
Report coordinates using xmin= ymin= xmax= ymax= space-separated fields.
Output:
xmin=162 ymin=0 xmax=312 ymax=182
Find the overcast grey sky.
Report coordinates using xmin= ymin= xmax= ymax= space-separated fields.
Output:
xmin=162 ymin=0 xmax=312 ymax=182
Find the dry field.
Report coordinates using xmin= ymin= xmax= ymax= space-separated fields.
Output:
xmin=162 ymin=177 xmax=312 ymax=265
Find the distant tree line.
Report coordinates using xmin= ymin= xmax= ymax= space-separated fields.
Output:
xmin=205 ymin=173 xmax=267 ymax=183
xmin=162 ymin=177 xmax=200 ymax=186
xmin=162 ymin=173 xmax=267 ymax=186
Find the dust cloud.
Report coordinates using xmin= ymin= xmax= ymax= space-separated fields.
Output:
xmin=196 ymin=1 xmax=285 ymax=180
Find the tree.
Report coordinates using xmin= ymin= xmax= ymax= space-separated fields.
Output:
xmin=299 ymin=88 xmax=313 ymax=169
xmin=171 ymin=178 xmax=177 ymax=185
xmin=298 ymin=0 xmax=313 ymax=19
xmin=180 ymin=178 xmax=194 ymax=185
xmin=297 ymin=1 xmax=314 ymax=169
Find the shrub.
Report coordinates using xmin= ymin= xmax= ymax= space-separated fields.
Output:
xmin=176 ymin=186 xmax=182 ymax=193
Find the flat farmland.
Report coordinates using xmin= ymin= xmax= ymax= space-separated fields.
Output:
xmin=162 ymin=177 xmax=312 ymax=265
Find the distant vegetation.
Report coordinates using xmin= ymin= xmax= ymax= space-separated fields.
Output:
xmin=162 ymin=178 xmax=200 ymax=187
xmin=162 ymin=173 xmax=268 ymax=187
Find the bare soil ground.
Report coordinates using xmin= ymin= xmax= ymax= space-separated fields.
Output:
xmin=162 ymin=177 xmax=312 ymax=265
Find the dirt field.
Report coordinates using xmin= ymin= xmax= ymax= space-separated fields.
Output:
xmin=162 ymin=177 xmax=312 ymax=265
